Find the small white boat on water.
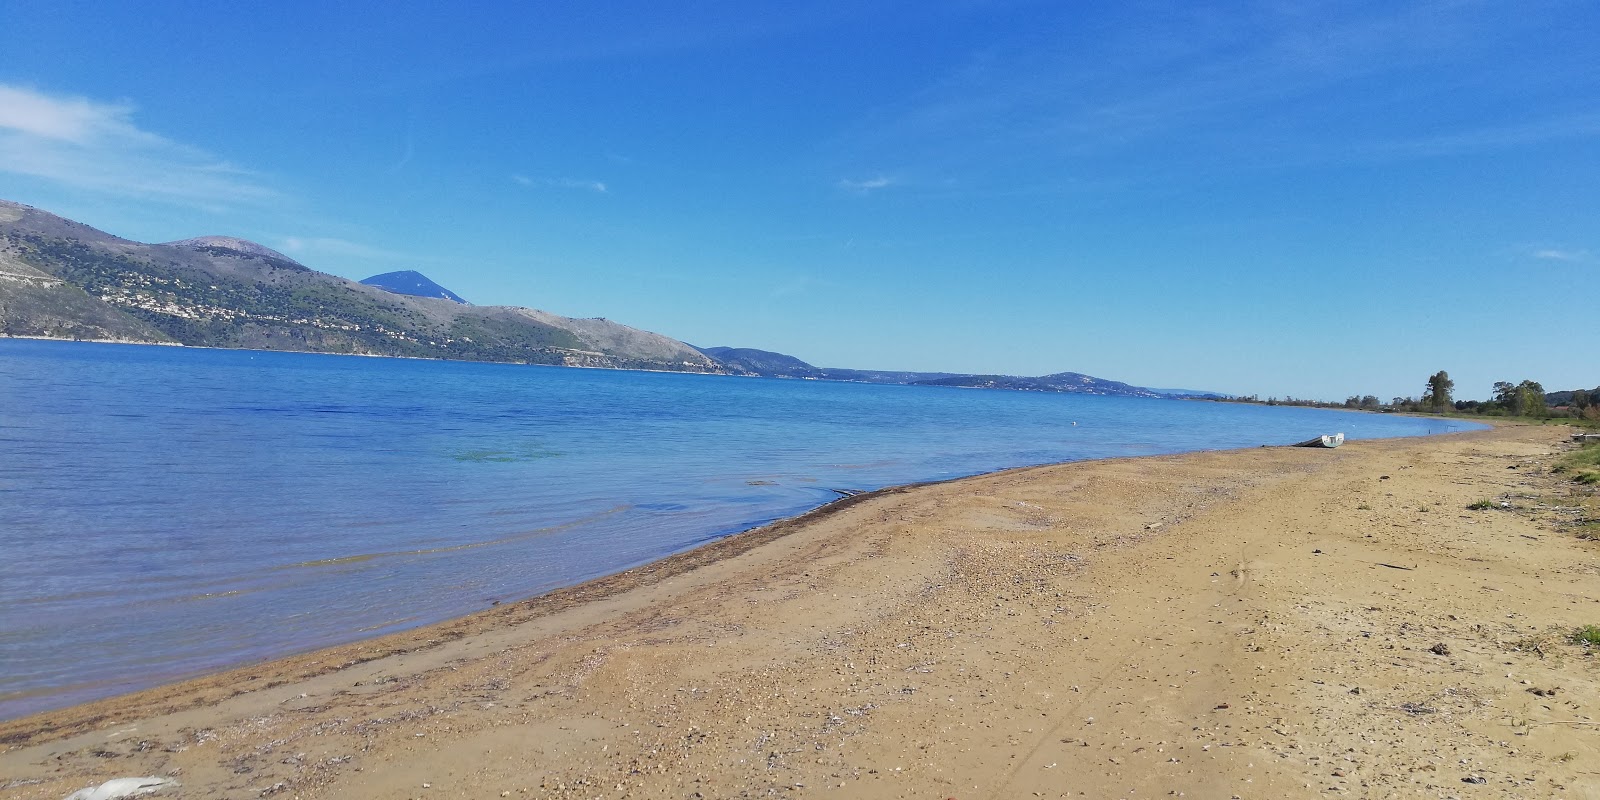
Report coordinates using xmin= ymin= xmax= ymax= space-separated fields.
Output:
xmin=1291 ymin=432 xmax=1345 ymax=448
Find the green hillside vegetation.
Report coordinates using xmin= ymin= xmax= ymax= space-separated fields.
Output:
xmin=0 ymin=256 xmax=171 ymax=343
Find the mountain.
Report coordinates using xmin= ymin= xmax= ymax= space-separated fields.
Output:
xmin=165 ymin=236 xmax=306 ymax=268
xmin=0 ymin=199 xmax=719 ymax=373
xmin=911 ymin=371 xmax=1164 ymax=397
xmin=1144 ymin=387 xmax=1232 ymax=399
xmin=815 ymin=368 xmax=965 ymax=384
xmin=2 ymin=199 xmax=1228 ymax=394
xmin=692 ymin=345 xmax=966 ymax=384
xmin=696 ymin=341 xmax=1200 ymax=398
xmin=360 ymin=270 xmax=468 ymax=304
xmin=1547 ymin=387 xmax=1599 ymax=407
xmin=692 ymin=346 xmax=825 ymax=378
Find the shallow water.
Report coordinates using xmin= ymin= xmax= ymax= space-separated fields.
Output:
xmin=0 ymin=340 xmax=1480 ymax=717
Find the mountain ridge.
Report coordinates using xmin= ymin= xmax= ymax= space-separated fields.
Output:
xmin=0 ymin=200 xmax=1222 ymax=397
xmin=910 ymin=371 xmax=1161 ymax=397
xmin=0 ymin=200 xmax=717 ymax=372
xmin=164 ymin=236 xmax=305 ymax=268
xmin=693 ymin=343 xmax=1212 ymax=398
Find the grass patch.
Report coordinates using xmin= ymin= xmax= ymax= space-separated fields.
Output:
xmin=1467 ymin=499 xmax=1498 ymax=510
xmin=1571 ymin=625 xmax=1600 ymax=646
xmin=1554 ymin=442 xmax=1600 ymax=484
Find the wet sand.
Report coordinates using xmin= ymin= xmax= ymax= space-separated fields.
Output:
xmin=4 ymin=424 xmax=1598 ymax=799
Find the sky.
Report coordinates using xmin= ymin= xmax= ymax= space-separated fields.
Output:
xmin=1 ymin=0 xmax=1596 ymax=401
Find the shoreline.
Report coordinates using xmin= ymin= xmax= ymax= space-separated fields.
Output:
xmin=6 ymin=423 xmax=1595 ymax=798
xmin=0 ymin=419 xmax=1478 ymax=726
xmin=0 ymin=423 xmax=1469 ymax=729
xmin=0 ymin=473 xmax=924 ymax=739
xmin=0 ymin=449 xmax=1177 ymax=738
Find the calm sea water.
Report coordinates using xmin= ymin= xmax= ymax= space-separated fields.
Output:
xmin=0 ymin=340 xmax=1481 ymax=718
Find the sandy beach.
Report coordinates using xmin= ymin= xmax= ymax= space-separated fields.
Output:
xmin=4 ymin=424 xmax=1597 ymax=799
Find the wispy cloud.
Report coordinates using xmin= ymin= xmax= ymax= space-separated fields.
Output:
xmin=512 ymin=174 xmax=608 ymax=193
xmin=278 ymin=236 xmax=418 ymax=263
xmin=1371 ymin=114 xmax=1600 ymax=160
xmin=1529 ymin=247 xmax=1591 ymax=263
xmin=838 ymin=175 xmax=893 ymax=192
xmin=828 ymin=3 xmax=1597 ymax=188
xmin=0 ymin=84 xmax=276 ymax=208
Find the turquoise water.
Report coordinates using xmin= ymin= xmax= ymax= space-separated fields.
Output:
xmin=0 ymin=340 xmax=1481 ymax=718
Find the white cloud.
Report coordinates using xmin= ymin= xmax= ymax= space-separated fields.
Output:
xmin=838 ymin=175 xmax=893 ymax=192
xmin=1530 ymin=247 xmax=1590 ymax=262
xmin=0 ymin=84 xmax=276 ymax=208
xmin=278 ymin=236 xmax=416 ymax=262
xmin=0 ymin=85 xmax=145 ymax=143
xmin=559 ymin=178 xmax=608 ymax=193
xmin=512 ymin=174 xmax=607 ymax=193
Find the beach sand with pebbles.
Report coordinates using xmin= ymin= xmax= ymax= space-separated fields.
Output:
xmin=5 ymin=423 xmax=1599 ymax=799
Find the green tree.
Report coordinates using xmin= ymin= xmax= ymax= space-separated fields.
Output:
xmin=1518 ymin=380 xmax=1547 ymax=417
xmin=1492 ymin=381 xmax=1519 ymax=413
xmin=1422 ymin=370 xmax=1454 ymax=412
xmin=1493 ymin=379 xmax=1548 ymax=416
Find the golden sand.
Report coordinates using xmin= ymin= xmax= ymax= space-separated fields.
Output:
xmin=4 ymin=424 xmax=1597 ymax=799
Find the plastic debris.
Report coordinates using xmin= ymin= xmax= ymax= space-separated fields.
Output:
xmin=64 ymin=777 xmax=178 ymax=800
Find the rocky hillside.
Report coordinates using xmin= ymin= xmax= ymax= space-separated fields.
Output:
xmin=0 ymin=200 xmax=719 ymax=373
xmin=692 ymin=346 xmax=826 ymax=378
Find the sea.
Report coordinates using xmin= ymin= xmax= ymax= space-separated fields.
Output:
xmin=0 ymin=339 xmax=1482 ymax=719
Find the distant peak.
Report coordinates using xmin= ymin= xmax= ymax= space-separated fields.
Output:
xmin=165 ymin=236 xmax=302 ymax=265
xmin=360 ymin=270 xmax=469 ymax=304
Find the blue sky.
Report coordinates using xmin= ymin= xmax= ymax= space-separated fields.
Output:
xmin=2 ymin=1 xmax=1596 ymax=400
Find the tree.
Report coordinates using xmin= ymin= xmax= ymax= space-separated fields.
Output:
xmin=1492 ymin=381 xmax=1519 ymax=413
xmin=1493 ymin=379 xmax=1547 ymax=416
xmin=1574 ymin=389 xmax=1592 ymax=411
xmin=1422 ymin=370 xmax=1454 ymax=412
xmin=1517 ymin=380 xmax=1547 ymax=417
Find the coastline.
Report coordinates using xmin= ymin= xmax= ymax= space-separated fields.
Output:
xmin=0 ymin=475 xmax=927 ymax=740
xmin=5 ymin=424 xmax=1596 ymax=798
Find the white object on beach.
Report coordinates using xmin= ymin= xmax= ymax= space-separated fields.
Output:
xmin=64 ymin=777 xmax=178 ymax=800
xmin=1290 ymin=432 xmax=1345 ymax=448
